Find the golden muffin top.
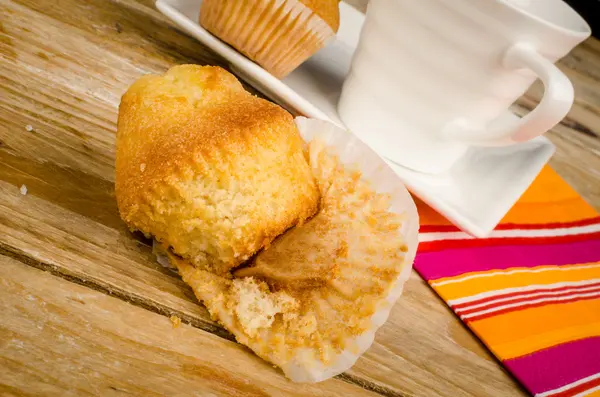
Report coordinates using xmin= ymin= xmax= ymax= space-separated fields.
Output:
xmin=116 ymin=65 xmax=307 ymax=222
xmin=300 ymin=0 xmax=341 ymax=32
xmin=115 ymin=65 xmax=320 ymax=274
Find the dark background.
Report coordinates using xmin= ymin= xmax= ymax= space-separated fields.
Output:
xmin=565 ymin=0 xmax=599 ymax=37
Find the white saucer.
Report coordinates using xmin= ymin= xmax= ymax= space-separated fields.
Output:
xmin=156 ymin=0 xmax=556 ymax=237
xmin=386 ymin=139 xmax=554 ymax=237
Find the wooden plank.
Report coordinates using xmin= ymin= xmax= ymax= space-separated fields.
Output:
xmin=0 ymin=254 xmax=380 ymax=396
xmin=0 ymin=181 xmax=525 ymax=396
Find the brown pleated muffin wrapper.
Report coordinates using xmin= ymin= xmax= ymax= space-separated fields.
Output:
xmin=200 ymin=0 xmax=336 ymax=78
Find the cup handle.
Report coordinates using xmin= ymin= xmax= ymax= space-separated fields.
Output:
xmin=441 ymin=43 xmax=574 ymax=146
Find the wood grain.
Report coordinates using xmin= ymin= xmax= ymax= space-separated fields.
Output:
xmin=0 ymin=182 xmax=524 ymax=396
xmin=0 ymin=255 xmax=379 ymax=397
xmin=0 ymin=0 xmax=598 ymax=395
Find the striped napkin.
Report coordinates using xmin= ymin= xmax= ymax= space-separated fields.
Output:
xmin=413 ymin=166 xmax=600 ymax=397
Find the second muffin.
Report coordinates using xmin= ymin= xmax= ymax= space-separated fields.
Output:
xmin=199 ymin=0 xmax=340 ymax=78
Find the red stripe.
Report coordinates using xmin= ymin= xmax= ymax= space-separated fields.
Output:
xmin=456 ymin=286 xmax=600 ymax=316
xmin=552 ymin=376 xmax=600 ymax=397
xmin=465 ymin=294 xmax=600 ymax=322
xmin=420 ymin=216 xmax=600 ymax=233
xmin=452 ymin=282 xmax=600 ymax=311
xmin=420 ymin=231 xmax=600 ymax=253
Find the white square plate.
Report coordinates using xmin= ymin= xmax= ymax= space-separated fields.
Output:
xmin=156 ymin=0 xmax=362 ymax=125
xmin=156 ymin=0 xmax=556 ymax=237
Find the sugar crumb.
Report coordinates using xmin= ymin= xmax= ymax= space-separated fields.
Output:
xmin=20 ymin=185 xmax=27 ymax=195
xmin=140 ymin=163 xmax=146 ymax=172
xmin=169 ymin=315 xmax=181 ymax=328
xmin=25 ymin=125 xmax=34 ymax=132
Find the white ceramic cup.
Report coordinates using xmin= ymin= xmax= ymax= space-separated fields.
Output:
xmin=338 ymin=0 xmax=591 ymax=174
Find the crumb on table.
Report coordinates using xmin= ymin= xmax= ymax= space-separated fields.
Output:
xmin=25 ymin=125 xmax=33 ymax=132
xmin=169 ymin=315 xmax=181 ymax=328
xmin=20 ymin=185 xmax=27 ymax=195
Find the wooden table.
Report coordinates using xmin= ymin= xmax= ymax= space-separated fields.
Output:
xmin=0 ymin=1 xmax=598 ymax=396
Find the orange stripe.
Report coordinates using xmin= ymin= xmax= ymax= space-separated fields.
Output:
xmin=469 ymin=298 xmax=600 ymax=360
xmin=415 ymin=196 xmax=451 ymax=227
xmin=585 ymin=389 xmax=600 ymax=397
xmin=434 ymin=263 xmax=600 ymax=301
xmin=517 ymin=167 xmax=581 ymax=203
xmin=501 ymin=198 xmax=598 ymax=225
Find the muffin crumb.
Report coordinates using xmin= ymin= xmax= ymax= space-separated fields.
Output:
xmin=169 ymin=315 xmax=181 ymax=328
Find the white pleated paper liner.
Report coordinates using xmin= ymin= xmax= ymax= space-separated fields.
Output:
xmin=278 ymin=117 xmax=419 ymax=382
xmin=155 ymin=117 xmax=420 ymax=383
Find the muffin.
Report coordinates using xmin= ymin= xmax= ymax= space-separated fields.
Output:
xmin=115 ymin=65 xmax=320 ymax=275
xmin=170 ymin=134 xmax=416 ymax=382
xmin=199 ymin=0 xmax=340 ymax=78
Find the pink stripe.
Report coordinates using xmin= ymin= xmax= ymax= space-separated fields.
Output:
xmin=503 ymin=337 xmax=600 ymax=395
xmin=414 ymin=239 xmax=600 ymax=280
